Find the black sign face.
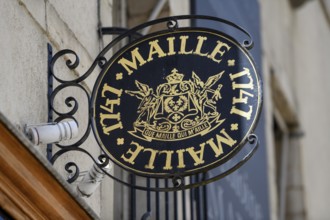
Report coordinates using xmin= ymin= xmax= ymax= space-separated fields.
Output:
xmin=91 ymin=28 xmax=262 ymax=177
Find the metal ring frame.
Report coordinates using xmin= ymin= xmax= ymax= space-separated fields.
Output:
xmin=48 ymin=15 xmax=259 ymax=192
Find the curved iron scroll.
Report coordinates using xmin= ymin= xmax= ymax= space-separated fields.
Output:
xmin=50 ymin=134 xmax=258 ymax=192
xmin=48 ymin=15 xmax=258 ymax=191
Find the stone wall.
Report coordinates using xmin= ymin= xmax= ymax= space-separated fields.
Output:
xmin=0 ymin=0 xmax=115 ymax=218
xmin=294 ymin=1 xmax=330 ymax=219
xmin=261 ymin=0 xmax=330 ymax=219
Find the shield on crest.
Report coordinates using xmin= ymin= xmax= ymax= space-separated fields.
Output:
xmin=154 ymin=92 xmax=200 ymax=125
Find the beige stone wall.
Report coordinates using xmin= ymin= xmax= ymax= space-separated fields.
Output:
xmin=0 ymin=0 xmax=48 ymax=137
xmin=260 ymin=0 xmax=297 ymax=219
xmin=293 ymin=1 xmax=330 ymax=219
xmin=261 ymin=0 xmax=330 ymax=219
xmin=0 ymin=0 xmax=115 ymax=218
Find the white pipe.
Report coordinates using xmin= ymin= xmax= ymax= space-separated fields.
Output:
xmin=77 ymin=161 xmax=112 ymax=197
xmin=26 ymin=120 xmax=79 ymax=145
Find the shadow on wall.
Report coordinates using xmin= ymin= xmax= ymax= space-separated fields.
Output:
xmin=289 ymin=0 xmax=310 ymax=8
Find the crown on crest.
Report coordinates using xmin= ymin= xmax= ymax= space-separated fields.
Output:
xmin=166 ymin=68 xmax=184 ymax=84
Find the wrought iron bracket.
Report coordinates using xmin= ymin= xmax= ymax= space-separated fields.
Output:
xmin=47 ymin=43 xmax=53 ymax=161
xmin=47 ymin=15 xmax=259 ymax=191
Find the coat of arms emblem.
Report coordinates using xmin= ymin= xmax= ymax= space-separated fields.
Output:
xmin=126 ymin=68 xmax=225 ymax=141
xmin=92 ymin=29 xmax=262 ymax=176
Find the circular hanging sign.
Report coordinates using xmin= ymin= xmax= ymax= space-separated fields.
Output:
xmin=91 ymin=28 xmax=262 ymax=177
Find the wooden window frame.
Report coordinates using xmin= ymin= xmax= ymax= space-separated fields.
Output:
xmin=0 ymin=116 xmax=98 ymax=220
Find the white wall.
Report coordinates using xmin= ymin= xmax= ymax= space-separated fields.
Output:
xmin=261 ymin=0 xmax=330 ymax=219
xmin=260 ymin=0 xmax=297 ymax=219
xmin=0 ymin=0 xmax=115 ymax=218
xmin=293 ymin=1 xmax=330 ymax=219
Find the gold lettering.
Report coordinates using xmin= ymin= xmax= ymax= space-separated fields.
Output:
xmin=102 ymin=84 xmax=122 ymax=97
xmin=186 ymin=146 xmax=205 ymax=166
xmin=230 ymin=105 xmax=253 ymax=120
xmin=102 ymin=121 xmax=123 ymax=135
xmin=232 ymin=90 xmax=254 ymax=105
xmin=229 ymin=68 xmax=254 ymax=90
xmin=144 ymin=148 xmax=159 ymax=169
xmin=232 ymin=80 xmax=254 ymax=90
xmin=176 ymin=149 xmax=186 ymax=168
xmin=100 ymin=98 xmax=120 ymax=113
xmin=159 ymin=150 xmax=174 ymax=170
xmin=147 ymin=40 xmax=166 ymax=62
xmin=121 ymin=141 xmax=144 ymax=165
xmin=100 ymin=112 xmax=121 ymax=126
xmin=204 ymin=128 xmax=237 ymax=157
xmin=179 ymin=36 xmax=193 ymax=54
xmin=193 ymin=36 xmax=208 ymax=56
xmin=118 ymin=47 xmax=147 ymax=75
xmin=166 ymin=37 xmax=176 ymax=55
xmin=99 ymin=88 xmax=122 ymax=135
xmin=208 ymin=40 xmax=231 ymax=63
xmin=229 ymin=67 xmax=250 ymax=80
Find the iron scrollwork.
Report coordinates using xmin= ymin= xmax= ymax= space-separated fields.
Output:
xmin=48 ymin=15 xmax=260 ymax=191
